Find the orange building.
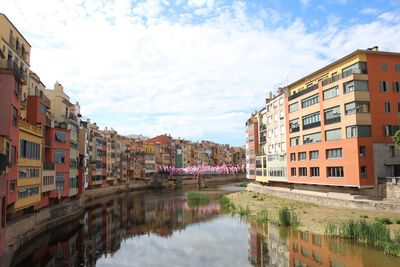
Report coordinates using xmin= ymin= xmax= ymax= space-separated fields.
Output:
xmin=286 ymin=47 xmax=400 ymax=195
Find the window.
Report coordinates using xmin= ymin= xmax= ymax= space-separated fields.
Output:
xmin=39 ymin=103 xmax=46 ymax=113
xmin=303 ymin=132 xmax=321 ymax=144
xmin=302 ymin=112 xmax=320 ymax=130
xmin=18 ymin=186 xmax=39 ymax=199
xmin=325 ymin=128 xmax=342 ymax=141
xmin=10 ymin=179 xmax=15 ymax=192
xmin=393 ymin=82 xmax=400 ymax=93
xmin=290 ymin=153 xmax=296 ymax=161
xmin=326 ymin=148 xmax=342 ymax=159
xmin=43 ymin=176 xmax=54 ymax=186
xmin=14 ymin=79 xmax=19 ymax=97
xmin=279 ymin=97 xmax=284 ymax=105
xmin=384 ymin=102 xmax=391 ymax=113
xmin=302 ymin=94 xmax=319 ymax=108
xmin=298 ymin=152 xmax=306 ymax=161
xmin=324 ymin=106 xmax=341 ymax=124
xmin=359 ymin=146 xmax=366 ymax=157
xmin=384 ymin=125 xmax=400 ymax=136
xmin=360 ymin=166 xmax=367 ymax=178
xmin=289 ymin=119 xmax=300 ymax=133
xmin=327 ymin=166 xmax=344 ymax=177
xmin=380 ymin=81 xmax=389 ymax=92
xmin=310 ymin=167 xmax=320 ymax=177
xmin=342 ymin=62 xmax=367 ymax=77
xmin=11 ymin=145 xmax=16 ymax=165
xmin=381 ymin=63 xmax=388 ymax=71
xmin=12 ymin=107 xmax=18 ymax=126
xmin=389 ymin=146 xmax=396 ymax=157
xmin=55 ymin=150 xmax=65 ymax=164
xmin=55 ymin=132 xmax=67 ymax=142
xmin=289 ymin=102 xmax=299 ymax=113
xmin=274 ymin=127 xmax=279 ymax=136
xmin=274 ymin=113 xmax=279 ymax=121
xmin=398 ymin=103 xmax=400 ymax=113
xmin=345 ymin=101 xmax=369 ymax=115
xmin=290 ymin=137 xmax=300 ymax=147
xmin=291 ymin=167 xmax=297 ymax=176
xmin=5 ymin=142 xmax=10 ymax=164
xmin=56 ymin=173 xmax=64 ymax=191
xmin=299 ymin=167 xmax=307 ymax=177
xmin=343 ymin=80 xmax=368 ymax=93
xmin=20 ymin=140 xmax=41 ymax=159
xmin=323 ymin=86 xmax=339 ymax=100
xmin=346 ymin=125 xmax=371 ymax=138
xmin=395 ymin=64 xmax=400 ymax=72
xmin=310 ymin=150 xmax=319 ymax=160
xmin=280 ymin=110 xmax=284 ymax=119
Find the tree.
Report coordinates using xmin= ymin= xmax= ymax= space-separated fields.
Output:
xmin=393 ymin=130 xmax=400 ymax=150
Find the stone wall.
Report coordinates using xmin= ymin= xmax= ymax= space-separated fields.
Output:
xmin=247 ymin=183 xmax=400 ymax=213
xmin=6 ymin=199 xmax=83 ymax=251
xmin=377 ymin=177 xmax=400 ymax=199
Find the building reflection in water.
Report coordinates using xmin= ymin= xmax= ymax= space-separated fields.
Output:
xmin=248 ymin=221 xmax=400 ymax=267
xmin=11 ymin=191 xmax=221 ymax=267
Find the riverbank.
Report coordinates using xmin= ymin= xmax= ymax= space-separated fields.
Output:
xmin=0 ymin=175 xmax=245 ymax=266
xmin=227 ymin=187 xmax=400 ymax=236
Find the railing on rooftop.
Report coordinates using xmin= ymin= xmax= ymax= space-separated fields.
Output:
xmin=288 ymin=83 xmax=318 ymax=101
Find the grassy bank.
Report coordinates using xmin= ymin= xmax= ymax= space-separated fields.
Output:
xmin=226 ymin=191 xmax=400 ymax=236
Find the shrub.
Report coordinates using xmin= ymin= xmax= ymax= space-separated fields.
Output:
xmin=187 ymin=192 xmax=210 ymax=207
xmin=279 ymin=207 xmax=291 ymax=226
xmin=396 ymin=219 xmax=400 ymax=225
xmin=219 ymin=196 xmax=235 ymax=211
xmin=375 ymin=217 xmax=393 ymax=225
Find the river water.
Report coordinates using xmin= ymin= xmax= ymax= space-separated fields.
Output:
xmin=10 ymin=184 xmax=400 ymax=267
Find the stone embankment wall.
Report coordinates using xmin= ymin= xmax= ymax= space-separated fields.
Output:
xmin=247 ymin=183 xmax=400 ymax=213
xmin=377 ymin=177 xmax=400 ymax=199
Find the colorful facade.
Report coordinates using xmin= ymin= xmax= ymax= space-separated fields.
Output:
xmin=286 ymin=48 xmax=400 ymax=193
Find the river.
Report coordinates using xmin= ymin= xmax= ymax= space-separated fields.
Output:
xmin=9 ymin=184 xmax=400 ymax=267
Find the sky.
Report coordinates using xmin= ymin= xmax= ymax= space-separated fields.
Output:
xmin=1 ymin=0 xmax=400 ymax=146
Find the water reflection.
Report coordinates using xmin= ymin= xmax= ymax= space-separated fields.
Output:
xmin=9 ymin=190 xmax=400 ymax=267
xmin=247 ymin=222 xmax=400 ymax=267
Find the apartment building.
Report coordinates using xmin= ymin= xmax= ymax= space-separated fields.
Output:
xmin=286 ymin=47 xmax=400 ymax=194
xmin=44 ymin=82 xmax=79 ymax=196
xmin=256 ymin=92 xmax=287 ymax=184
xmin=0 ymin=14 xmax=30 ymax=119
xmin=143 ymin=141 xmax=156 ymax=177
xmin=245 ymin=115 xmax=258 ymax=179
xmin=87 ymin=123 xmax=107 ymax=188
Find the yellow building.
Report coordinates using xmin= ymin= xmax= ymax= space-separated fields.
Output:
xmin=14 ymin=120 xmax=43 ymax=211
xmin=143 ymin=141 xmax=156 ymax=176
xmin=0 ymin=13 xmax=31 ymax=118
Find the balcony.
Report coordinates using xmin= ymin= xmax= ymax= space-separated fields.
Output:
xmin=289 ymin=83 xmax=318 ymax=101
xmin=290 ymin=127 xmax=300 ymax=133
xmin=43 ymin=162 xmax=55 ymax=170
xmin=303 ymin=121 xmax=321 ymax=130
xmin=325 ymin=116 xmax=341 ymax=125
xmin=19 ymin=119 xmax=42 ymax=136
xmin=259 ymin=124 xmax=267 ymax=132
xmin=0 ymin=59 xmax=28 ymax=84
xmin=68 ymin=113 xmax=78 ymax=122
xmin=321 ymin=68 xmax=368 ymax=87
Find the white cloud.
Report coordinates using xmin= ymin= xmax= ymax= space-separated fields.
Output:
xmin=299 ymin=0 xmax=311 ymax=7
xmin=1 ymin=0 xmax=400 ymax=145
xmin=360 ymin=7 xmax=380 ymax=16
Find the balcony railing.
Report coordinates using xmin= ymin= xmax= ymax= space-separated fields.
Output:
xmin=43 ymin=162 xmax=55 ymax=170
xmin=303 ymin=121 xmax=321 ymax=130
xmin=288 ymin=84 xmax=318 ymax=101
xmin=321 ymin=68 xmax=367 ymax=87
xmin=0 ymin=59 xmax=28 ymax=84
xmin=324 ymin=116 xmax=341 ymax=125
xmin=290 ymin=127 xmax=300 ymax=133
xmin=19 ymin=119 xmax=42 ymax=136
